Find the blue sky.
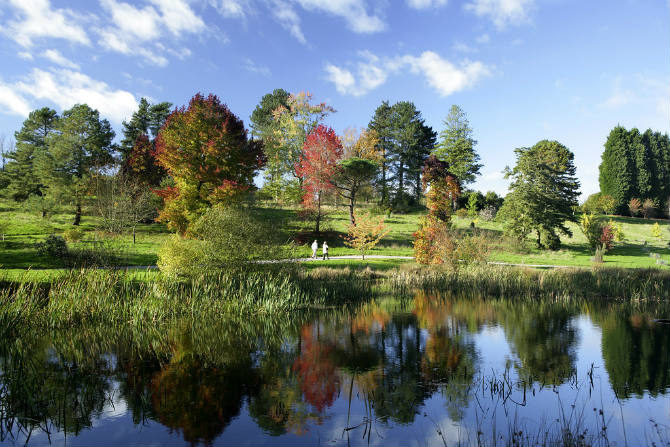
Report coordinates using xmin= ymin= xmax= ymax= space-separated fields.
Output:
xmin=0 ymin=0 xmax=668 ymax=198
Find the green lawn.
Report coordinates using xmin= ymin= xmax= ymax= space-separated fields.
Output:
xmin=1 ymin=199 xmax=668 ymax=271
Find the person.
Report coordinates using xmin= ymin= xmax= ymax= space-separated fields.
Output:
xmin=322 ymin=241 xmax=329 ymax=260
xmin=311 ymin=240 xmax=318 ymax=259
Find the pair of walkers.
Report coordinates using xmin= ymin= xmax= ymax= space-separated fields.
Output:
xmin=311 ymin=240 xmax=329 ymax=260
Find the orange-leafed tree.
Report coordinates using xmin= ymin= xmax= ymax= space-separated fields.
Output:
xmin=153 ymin=93 xmax=265 ymax=234
xmin=294 ymin=124 xmax=342 ymax=233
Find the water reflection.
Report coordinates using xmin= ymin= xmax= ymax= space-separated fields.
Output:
xmin=0 ymin=296 xmax=669 ymax=446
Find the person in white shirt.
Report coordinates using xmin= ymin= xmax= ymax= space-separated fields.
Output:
xmin=311 ymin=240 xmax=318 ymax=259
xmin=322 ymin=241 xmax=329 ymax=260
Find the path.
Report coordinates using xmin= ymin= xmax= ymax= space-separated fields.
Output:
xmin=103 ymin=256 xmax=572 ymax=270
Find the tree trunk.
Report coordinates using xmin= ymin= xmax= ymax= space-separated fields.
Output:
xmin=133 ymin=226 xmax=136 ymax=244
xmin=536 ymin=230 xmax=542 ymax=249
xmin=397 ymin=162 xmax=404 ymax=201
xmin=73 ymin=202 xmax=81 ymax=226
xmin=315 ymin=193 xmax=321 ymax=233
xmin=349 ymin=190 xmax=356 ymax=226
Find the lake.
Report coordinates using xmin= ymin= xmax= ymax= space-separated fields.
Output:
xmin=1 ymin=293 xmax=668 ymax=446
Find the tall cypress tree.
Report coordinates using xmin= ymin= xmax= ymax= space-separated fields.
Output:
xmin=432 ymin=105 xmax=482 ymax=187
xmin=4 ymin=108 xmax=59 ymax=201
xmin=599 ymin=126 xmax=637 ymax=214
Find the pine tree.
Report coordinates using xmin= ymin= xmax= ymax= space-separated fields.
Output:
xmin=432 ymin=105 xmax=482 ymax=187
xmin=4 ymin=108 xmax=59 ymax=201
xmin=368 ymin=101 xmax=395 ymax=206
xmin=499 ymin=140 xmax=580 ymax=249
xmin=37 ymin=104 xmax=115 ymax=225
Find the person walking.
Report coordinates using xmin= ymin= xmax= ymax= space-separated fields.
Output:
xmin=322 ymin=241 xmax=329 ymax=260
xmin=311 ymin=240 xmax=318 ymax=259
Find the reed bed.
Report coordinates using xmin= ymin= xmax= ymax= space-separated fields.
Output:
xmin=1 ymin=264 xmax=667 ymax=330
xmin=388 ymin=264 xmax=670 ymax=300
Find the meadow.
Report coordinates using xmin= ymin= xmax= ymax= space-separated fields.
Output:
xmin=1 ymin=199 xmax=668 ymax=275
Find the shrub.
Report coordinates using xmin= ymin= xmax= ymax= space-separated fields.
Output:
xmin=414 ymin=218 xmax=493 ymax=270
xmin=608 ymin=220 xmax=625 ymax=241
xmin=600 ymin=224 xmax=614 ymax=250
xmin=343 ymin=212 xmax=389 ymax=259
xmin=652 ymin=222 xmax=663 ymax=239
xmin=641 ymin=198 xmax=657 ymax=219
xmin=580 ymin=213 xmax=606 ymax=252
xmin=455 ymin=208 xmax=468 ymax=218
xmin=36 ymin=235 xmax=68 ymax=259
xmin=157 ymin=205 xmax=293 ymax=276
xmin=479 ymin=206 xmax=497 ymax=221
xmin=24 ymin=194 xmax=57 ymax=219
xmin=63 ymin=227 xmax=84 ymax=242
xmin=628 ymin=198 xmax=642 ymax=217
xmin=582 ymin=193 xmax=616 ymax=215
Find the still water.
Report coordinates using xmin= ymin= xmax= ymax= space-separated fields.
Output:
xmin=1 ymin=294 xmax=669 ymax=446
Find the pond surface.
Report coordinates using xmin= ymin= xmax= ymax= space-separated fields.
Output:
xmin=1 ymin=294 xmax=669 ymax=446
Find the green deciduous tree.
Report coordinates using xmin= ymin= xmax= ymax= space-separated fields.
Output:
xmin=432 ymin=105 xmax=482 ymax=188
xmin=37 ymin=104 xmax=115 ymax=225
xmin=498 ymin=140 xmax=580 ymax=250
xmin=3 ymin=108 xmax=59 ymax=201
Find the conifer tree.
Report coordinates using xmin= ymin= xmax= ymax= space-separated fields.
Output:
xmin=432 ymin=105 xmax=482 ymax=187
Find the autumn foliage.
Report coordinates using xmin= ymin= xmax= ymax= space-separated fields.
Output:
xmin=414 ymin=156 xmax=461 ymax=265
xmin=294 ymin=124 xmax=342 ymax=233
xmin=343 ymin=212 xmax=389 ymax=259
xmin=153 ymin=93 xmax=264 ymax=233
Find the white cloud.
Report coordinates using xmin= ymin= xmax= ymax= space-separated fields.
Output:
xmin=464 ymin=0 xmax=534 ymax=29
xmin=402 ymin=51 xmax=490 ymax=96
xmin=270 ymin=0 xmax=306 ymax=43
xmin=13 ymin=68 xmax=138 ymax=124
xmin=18 ymin=51 xmax=34 ymax=60
xmin=325 ymin=51 xmax=387 ymax=96
xmin=406 ymin=0 xmax=448 ymax=9
xmin=295 ymin=0 xmax=385 ymax=33
xmin=244 ymin=58 xmax=271 ymax=76
xmin=2 ymin=0 xmax=91 ymax=47
xmin=209 ymin=0 xmax=251 ymax=18
xmin=600 ymin=77 xmax=634 ymax=109
xmin=0 ymin=81 xmax=32 ymax=116
xmin=325 ymin=50 xmax=490 ymax=97
xmin=476 ymin=33 xmax=490 ymax=43
xmin=453 ymin=42 xmax=477 ymax=53
xmin=41 ymin=49 xmax=80 ymax=69
xmin=97 ymin=0 xmax=204 ymax=65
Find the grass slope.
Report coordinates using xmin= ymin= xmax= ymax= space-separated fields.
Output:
xmin=1 ymin=200 xmax=668 ymax=271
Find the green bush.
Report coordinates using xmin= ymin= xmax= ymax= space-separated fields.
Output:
xmin=158 ymin=205 xmax=293 ymax=277
xmin=36 ymin=235 xmax=68 ymax=259
xmin=63 ymin=227 xmax=84 ymax=242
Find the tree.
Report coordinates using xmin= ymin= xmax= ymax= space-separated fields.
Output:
xmin=333 ymin=158 xmax=378 ymax=226
xmin=432 ymin=105 xmax=482 ymax=187
xmin=96 ymin=175 xmax=156 ymax=243
xmin=120 ymin=98 xmax=172 ymax=162
xmin=37 ymin=104 xmax=115 ymax=225
xmin=498 ymin=140 xmax=580 ymax=250
xmin=294 ymin=125 xmax=342 ymax=233
xmin=343 ymin=212 xmax=389 ymax=259
xmin=3 ymin=108 xmax=59 ymax=201
xmin=599 ymin=126 xmax=670 ymax=215
xmin=389 ymin=101 xmax=436 ymax=204
xmin=368 ymin=101 xmax=394 ymax=206
xmin=250 ymin=89 xmax=291 ymax=201
xmin=341 ymin=127 xmax=381 ymax=162
xmin=272 ymin=92 xmax=335 ymax=187
xmin=120 ymin=98 xmax=172 ymax=185
xmin=153 ymin=93 xmax=264 ymax=234
xmin=582 ymin=192 xmax=615 ymax=215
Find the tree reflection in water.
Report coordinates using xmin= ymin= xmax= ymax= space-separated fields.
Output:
xmin=0 ymin=296 xmax=668 ymax=445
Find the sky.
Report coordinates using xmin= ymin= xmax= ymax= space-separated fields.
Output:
xmin=0 ymin=0 xmax=668 ymax=199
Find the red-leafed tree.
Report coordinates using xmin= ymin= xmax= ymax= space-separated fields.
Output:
xmin=153 ymin=93 xmax=265 ymax=234
xmin=294 ymin=124 xmax=342 ymax=233
xmin=125 ymin=134 xmax=165 ymax=186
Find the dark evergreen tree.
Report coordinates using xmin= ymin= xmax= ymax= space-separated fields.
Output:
xmin=432 ymin=105 xmax=482 ymax=187
xmin=37 ymin=104 xmax=116 ymax=225
xmin=249 ymin=88 xmax=290 ymax=139
xmin=599 ymin=126 xmax=637 ymax=215
xmin=499 ymin=140 xmax=580 ymax=249
xmin=368 ymin=101 xmax=395 ymax=206
xmin=3 ymin=108 xmax=59 ymax=201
